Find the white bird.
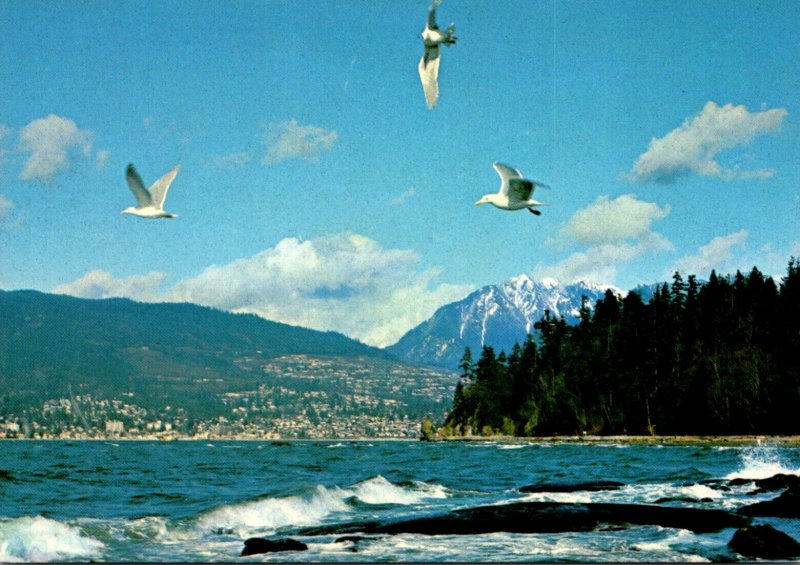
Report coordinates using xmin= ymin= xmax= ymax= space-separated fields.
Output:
xmin=475 ymin=162 xmax=549 ymax=216
xmin=121 ymin=163 xmax=180 ymax=219
xmin=418 ymin=0 xmax=456 ymax=110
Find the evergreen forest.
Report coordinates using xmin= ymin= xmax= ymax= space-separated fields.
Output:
xmin=438 ymin=260 xmax=800 ymax=437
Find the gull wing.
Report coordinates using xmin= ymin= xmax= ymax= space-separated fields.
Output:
xmin=418 ymin=48 xmax=441 ymax=109
xmin=427 ymin=0 xmax=442 ymax=30
xmin=508 ymin=178 xmax=534 ymax=202
xmin=149 ymin=165 xmax=180 ymax=209
xmin=126 ymin=164 xmax=152 ymax=207
xmin=493 ymin=162 xmax=523 ymax=197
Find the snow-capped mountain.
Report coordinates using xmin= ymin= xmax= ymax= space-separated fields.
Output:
xmin=386 ymin=275 xmax=619 ymax=369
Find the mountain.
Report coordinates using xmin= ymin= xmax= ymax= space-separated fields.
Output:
xmin=0 ymin=290 xmax=384 ymax=409
xmin=0 ymin=290 xmax=457 ymax=438
xmin=387 ymin=275 xmax=619 ymax=369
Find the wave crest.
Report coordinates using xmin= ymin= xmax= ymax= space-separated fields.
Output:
xmin=0 ymin=516 xmax=104 ymax=563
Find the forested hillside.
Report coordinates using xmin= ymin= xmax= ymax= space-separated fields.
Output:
xmin=439 ymin=261 xmax=800 ymax=437
xmin=0 ymin=290 xmax=386 ymax=413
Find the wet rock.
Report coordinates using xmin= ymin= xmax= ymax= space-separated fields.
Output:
xmin=300 ymin=501 xmax=747 ymax=537
xmin=750 ymin=473 xmax=800 ymax=494
xmin=726 ymin=473 xmax=800 ymax=493
xmin=737 ymin=489 xmax=800 ymax=518
xmin=519 ymin=480 xmax=625 ymax=493
xmin=654 ymin=496 xmax=714 ymax=504
xmin=728 ymin=525 xmax=800 ymax=560
xmin=240 ymin=537 xmax=308 ymax=556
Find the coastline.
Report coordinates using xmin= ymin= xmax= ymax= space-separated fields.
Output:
xmin=3 ymin=434 xmax=800 ymax=446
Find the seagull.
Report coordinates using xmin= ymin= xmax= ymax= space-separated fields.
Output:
xmin=121 ymin=163 xmax=180 ymax=219
xmin=418 ymin=0 xmax=456 ymax=110
xmin=475 ymin=162 xmax=549 ymax=216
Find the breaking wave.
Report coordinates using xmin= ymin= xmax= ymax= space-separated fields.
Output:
xmin=0 ymin=516 xmax=104 ymax=563
xmin=197 ymin=476 xmax=448 ymax=537
xmin=725 ymin=443 xmax=799 ymax=480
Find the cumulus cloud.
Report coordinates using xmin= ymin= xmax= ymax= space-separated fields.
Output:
xmin=54 ymin=233 xmax=472 ymax=347
xmin=629 ymin=101 xmax=787 ymax=183
xmin=669 ymin=230 xmax=749 ymax=277
xmin=536 ymin=194 xmax=673 ymax=285
xmin=534 ymin=233 xmax=673 ymax=286
xmin=553 ymin=194 xmax=670 ymax=247
xmin=53 ymin=270 xmax=167 ymax=301
xmin=17 ymin=114 xmax=94 ymax=183
xmin=262 ymin=119 xmax=338 ymax=165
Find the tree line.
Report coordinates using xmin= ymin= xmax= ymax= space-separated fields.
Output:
xmin=437 ymin=260 xmax=800 ymax=437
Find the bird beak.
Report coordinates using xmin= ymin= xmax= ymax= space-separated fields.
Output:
xmin=474 ymin=200 xmax=483 ymax=206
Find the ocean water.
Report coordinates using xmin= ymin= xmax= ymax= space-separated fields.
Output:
xmin=1 ymin=440 xmax=799 ymax=562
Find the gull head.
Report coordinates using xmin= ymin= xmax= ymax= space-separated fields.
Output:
xmin=120 ymin=206 xmax=137 ymax=215
xmin=475 ymin=195 xmax=495 ymax=206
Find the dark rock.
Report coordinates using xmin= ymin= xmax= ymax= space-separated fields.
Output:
xmin=654 ymin=496 xmax=713 ymax=504
xmin=726 ymin=473 xmax=800 ymax=493
xmin=240 ymin=537 xmax=308 ymax=556
xmin=750 ymin=473 xmax=800 ymax=494
xmin=519 ymin=480 xmax=625 ymax=493
xmin=738 ymin=489 xmax=800 ymax=518
xmin=335 ymin=535 xmax=367 ymax=544
xmin=728 ymin=524 xmax=800 ymax=560
xmin=299 ymin=501 xmax=747 ymax=537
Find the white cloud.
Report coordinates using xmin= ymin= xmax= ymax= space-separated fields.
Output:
xmin=53 ymin=270 xmax=167 ymax=301
xmin=629 ymin=101 xmax=787 ymax=183
xmin=553 ymin=194 xmax=670 ymax=246
xmin=390 ymin=187 xmax=417 ymax=206
xmin=0 ymin=195 xmax=13 ymax=223
xmin=533 ymin=233 xmax=673 ymax=286
xmin=17 ymin=114 xmax=94 ymax=183
xmin=669 ymin=230 xmax=748 ymax=277
xmin=262 ymin=119 xmax=338 ymax=165
xmin=54 ymin=233 xmax=472 ymax=348
xmin=536 ymin=194 xmax=673 ymax=285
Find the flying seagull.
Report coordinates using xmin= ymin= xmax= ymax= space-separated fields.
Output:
xmin=475 ymin=162 xmax=549 ymax=216
xmin=121 ymin=163 xmax=180 ymax=219
xmin=418 ymin=0 xmax=456 ymax=110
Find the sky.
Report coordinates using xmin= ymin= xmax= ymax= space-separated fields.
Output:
xmin=1 ymin=0 xmax=798 ymax=347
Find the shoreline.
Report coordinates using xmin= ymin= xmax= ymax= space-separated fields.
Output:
xmin=2 ymin=434 xmax=800 ymax=446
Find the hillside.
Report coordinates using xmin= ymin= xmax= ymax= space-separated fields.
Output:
xmin=387 ymin=276 xmax=616 ymax=369
xmin=0 ymin=291 xmax=455 ymax=435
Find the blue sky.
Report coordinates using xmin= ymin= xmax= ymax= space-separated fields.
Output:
xmin=1 ymin=0 xmax=798 ymax=346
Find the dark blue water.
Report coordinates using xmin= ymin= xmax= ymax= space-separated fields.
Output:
xmin=1 ymin=440 xmax=798 ymax=561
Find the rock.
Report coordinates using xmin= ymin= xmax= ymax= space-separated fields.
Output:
xmin=299 ymin=501 xmax=747 ymax=537
xmin=726 ymin=473 xmax=800 ymax=493
xmin=654 ymin=496 xmax=714 ymax=504
xmin=738 ymin=489 xmax=800 ymax=518
xmin=519 ymin=480 xmax=625 ymax=493
xmin=750 ymin=473 xmax=800 ymax=494
xmin=728 ymin=525 xmax=800 ymax=560
xmin=240 ymin=537 xmax=308 ymax=556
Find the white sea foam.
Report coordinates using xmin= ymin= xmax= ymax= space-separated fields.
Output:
xmin=197 ymin=485 xmax=350 ymax=536
xmin=351 ymin=475 xmax=447 ymax=504
xmin=197 ymin=476 xmax=448 ymax=537
xmin=0 ymin=516 xmax=104 ymax=563
xmin=725 ymin=443 xmax=799 ymax=480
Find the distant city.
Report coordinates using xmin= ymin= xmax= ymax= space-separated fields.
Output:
xmin=0 ymin=355 xmax=456 ymax=440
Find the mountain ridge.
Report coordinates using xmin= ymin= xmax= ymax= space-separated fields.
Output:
xmin=387 ymin=274 xmax=621 ymax=369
